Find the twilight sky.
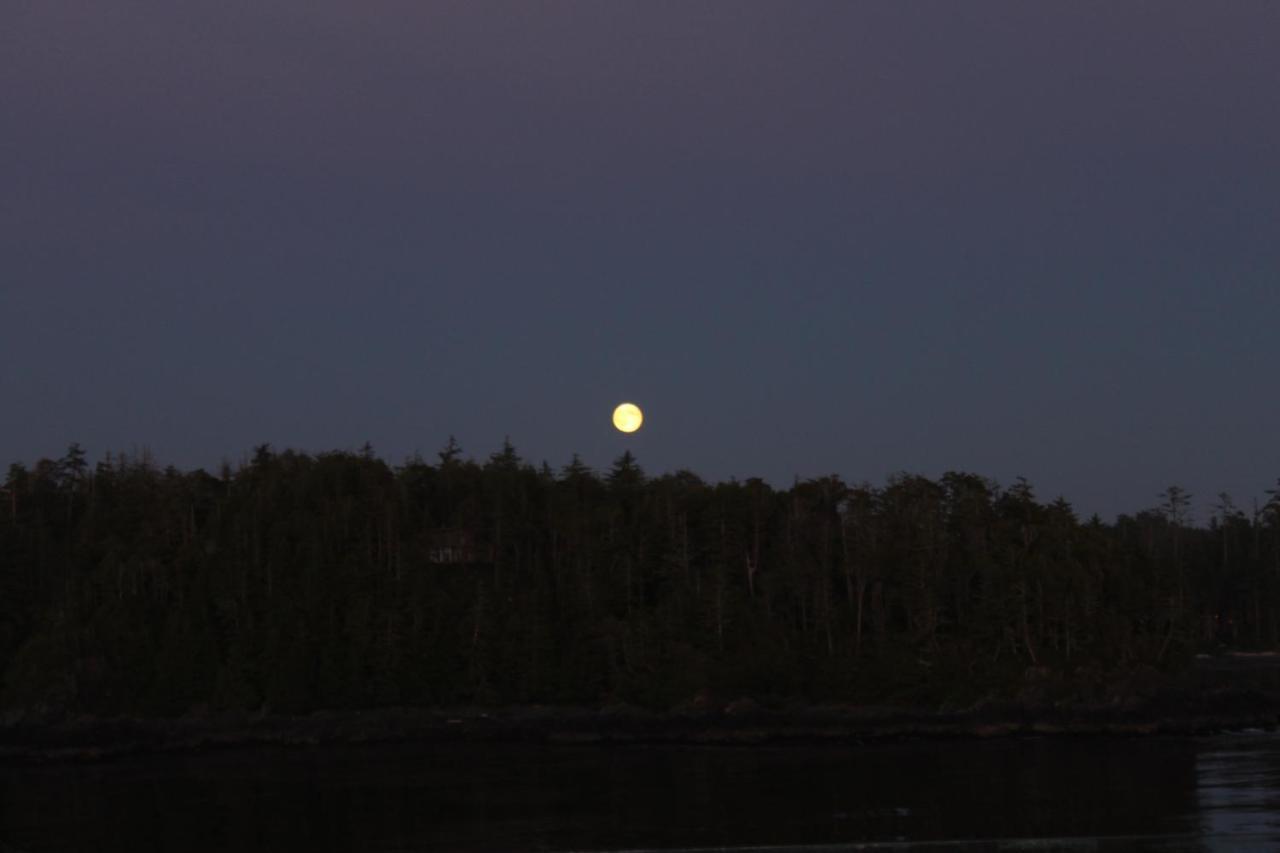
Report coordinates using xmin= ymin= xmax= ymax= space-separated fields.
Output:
xmin=3 ymin=1 xmax=1278 ymax=520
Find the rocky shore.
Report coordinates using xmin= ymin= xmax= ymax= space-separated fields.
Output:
xmin=4 ymin=655 xmax=1278 ymax=764
xmin=3 ymin=676 xmax=1278 ymax=764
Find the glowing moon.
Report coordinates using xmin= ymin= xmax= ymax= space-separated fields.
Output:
xmin=612 ymin=402 xmax=644 ymax=433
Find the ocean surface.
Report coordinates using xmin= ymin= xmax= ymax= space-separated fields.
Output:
xmin=3 ymin=733 xmax=1280 ymax=851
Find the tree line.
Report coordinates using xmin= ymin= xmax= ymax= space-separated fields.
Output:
xmin=2 ymin=441 xmax=1278 ymax=716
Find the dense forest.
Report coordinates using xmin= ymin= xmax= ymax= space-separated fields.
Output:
xmin=2 ymin=442 xmax=1278 ymax=718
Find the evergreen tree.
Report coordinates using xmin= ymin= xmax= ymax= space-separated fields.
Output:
xmin=1 ymin=442 xmax=1277 ymax=716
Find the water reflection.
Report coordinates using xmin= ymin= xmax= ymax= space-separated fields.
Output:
xmin=1197 ymin=732 xmax=1280 ymax=850
xmin=0 ymin=736 xmax=1277 ymax=851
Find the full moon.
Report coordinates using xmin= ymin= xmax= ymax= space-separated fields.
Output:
xmin=612 ymin=402 xmax=643 ymax=433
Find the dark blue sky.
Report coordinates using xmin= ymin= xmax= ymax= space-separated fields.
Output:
xmin=3 ymin=2 xmax=1278 ymax=519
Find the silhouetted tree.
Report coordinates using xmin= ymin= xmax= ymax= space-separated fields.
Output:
xmin=1 ymin=444 xmax=1276 ymax=715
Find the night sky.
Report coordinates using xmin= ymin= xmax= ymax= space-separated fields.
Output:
xmin=3 ymin=2 xmax=1278 ymax=520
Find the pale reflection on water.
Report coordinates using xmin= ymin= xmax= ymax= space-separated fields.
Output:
xmin=1 ymin=735 xmax=1279 ymax=851
xmin=1196 ymin=732 xmax=1280 ymax=851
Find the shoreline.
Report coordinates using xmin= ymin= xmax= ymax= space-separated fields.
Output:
xmin=3 ymin=686 xmax=1277 ymax=764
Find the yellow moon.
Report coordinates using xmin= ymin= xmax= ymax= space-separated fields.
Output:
xmin=612 ymin=402 xmax=643 ymax=433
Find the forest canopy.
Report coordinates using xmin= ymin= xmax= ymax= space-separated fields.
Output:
xmin=2 ymin=442 xmax=1277 ymax=717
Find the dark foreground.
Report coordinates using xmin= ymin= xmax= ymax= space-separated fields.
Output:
xmin=5 ymin=733 xmax=1280 ymax=852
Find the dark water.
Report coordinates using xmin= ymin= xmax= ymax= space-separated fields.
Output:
xmin=3 ymin=734 xmax=1280 ymax=851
